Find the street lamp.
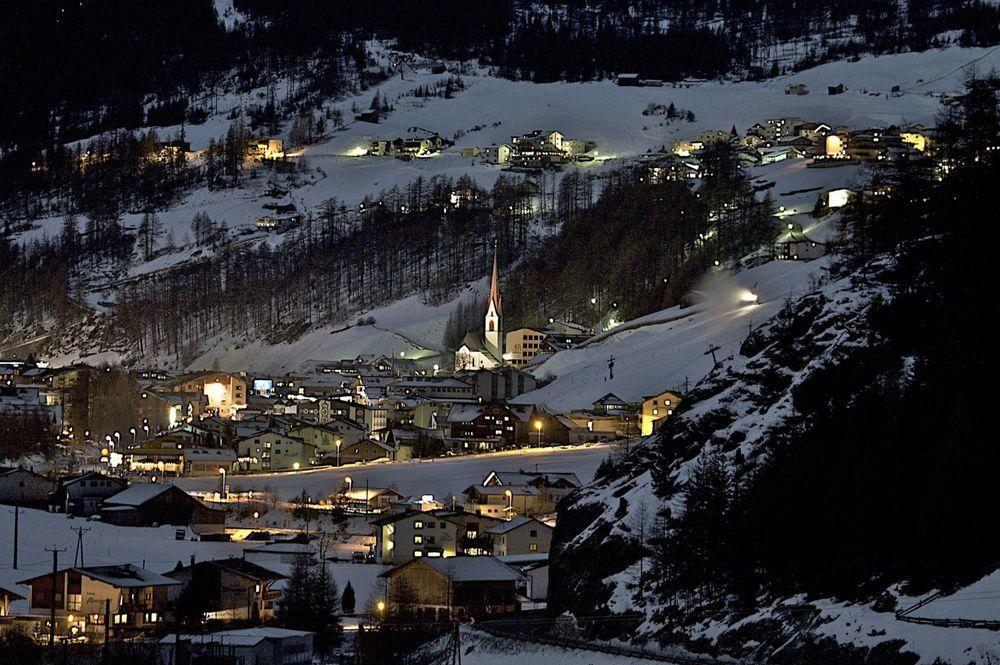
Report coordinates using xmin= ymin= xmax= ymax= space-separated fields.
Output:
xmin=534 ymin=419 xmax=543 ymax=446
xmin=504 ymin=489 xmax=513 ymax=516
xmin=218 ymin=467 xmax=227 ymax=499
xmin=336 ymin=439 xmax=342 ymax=467
xmin=130 ymin=428 xmax=136 ymax=446
xmin=345 ymin=476 xmax=353 ymax=493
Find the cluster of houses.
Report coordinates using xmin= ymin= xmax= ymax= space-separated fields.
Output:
xmin=626 ymin=117 xmax=936 ymax=262
xmin=0 ymin=553 xmax=307 ymax=653
xmin=0 ymin=467 xmax=225 ymax=531
xmin=476 ymin=129 xmax=597 ymax=169
xmin=0 ymin=251 xmax=686 ymax=644
xmin=366 ymin=132 xmax=454 ymax=159
xmin=0 ymin=461 xmax=583 ymax=642
xmin=654 ymin=117 xmax=932 ymax=173
xmin=2 ymin=248 xmax=682 ymax=482
xmin=357 ymin=127 xmax=598 ymax=170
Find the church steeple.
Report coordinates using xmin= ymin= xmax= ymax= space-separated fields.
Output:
xmin=484 ymin=242 xmax=504 ymax=362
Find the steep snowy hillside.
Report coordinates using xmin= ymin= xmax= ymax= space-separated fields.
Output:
xmin=544 ymin=243 xmax=1000 ymax=663
xmin=548 ymin=251 xmax=890 ymax=615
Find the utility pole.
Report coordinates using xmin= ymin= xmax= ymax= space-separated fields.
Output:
xmin=608 ymin=355 xmax=615 ymax=381
xmin=103 ymin=598 xmax=110 ymax=665
xmin=12 ymin=502 xmax=18 ymax=570
xmin=45 ymin=546 xmax=66 ymax=648
xmin=705 ymin=343 xmax=721 ymax=367
xmin=71 ymin=526 xmax=91 ymax=567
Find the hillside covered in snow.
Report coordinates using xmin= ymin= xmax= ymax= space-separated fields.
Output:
xmin=544 ymin=71 xmax=1000 ymax=663
xmin=4 ymin=45 xmax=997 ymax=379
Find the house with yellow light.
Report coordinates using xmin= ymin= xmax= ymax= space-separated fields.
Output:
xmin=137 ymin=388 xmax=206 ymax=433
xmin=372 ymin=509 xmax=461 ymax=563
xmin=161 ymin=371 xmax=247 ymax=419
xmin=17 ymin=564 xmax=180 ymax=641
xmin=245 ymin=136 xmax=285 ymax=161
xmin=640 ymin=389 xmax=682 ymax=436
xmin=900 ymin=125 xmax=931 ymax=153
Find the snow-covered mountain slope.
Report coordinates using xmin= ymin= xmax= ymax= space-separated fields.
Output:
xmin=12 ymin=46 xmax=996 ymax=371
xmin=17 ymin=45 xmax=990 ymax=252
xmin=546 ymin=239 xmax=1000 ymax=663
xmin=180 ymin=280 xmax=486 ymax=373
xmin=514 ymin=257 xmax=832 ymax=413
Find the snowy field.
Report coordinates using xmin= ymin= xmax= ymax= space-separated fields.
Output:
xmin=514 ymin=257 xmax=831 ymax=412
xmin=434 ymin=626 xmax=672 ymax=664
xmin=176 ymin=442 xmax=612 ymax=501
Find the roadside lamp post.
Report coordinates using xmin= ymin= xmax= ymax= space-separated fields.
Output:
xmin=130 ymin=428 xmax=136 ymax=446
xmin=534 ymin=419 xmax=543 ymax=446
xmin=336 ymin=439 xmax=342 ymax=467
xmin=504 ymin=489 xmax=513 ymax=517
xmin=218 ymin=467 xmax=227 ymax=499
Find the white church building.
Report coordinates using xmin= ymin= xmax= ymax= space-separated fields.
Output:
xmin=455 ymin=249 xmax=506 ymax=371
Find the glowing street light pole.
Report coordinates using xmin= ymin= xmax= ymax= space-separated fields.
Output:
xmin=336 ymin=439 xmax=342 ymax=467
xmin=534 ymin=419 xmax=543 ymax=446
xmin=504 ymin=488 xmax=513 ymax=517
xmin=218 ymin=467 xmax=227 ymax=499
xmin=129 ymin=428 xmax=136 ymax=446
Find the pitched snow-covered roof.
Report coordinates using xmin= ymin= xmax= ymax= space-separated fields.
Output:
xmin=175 ymin=557 xmax=286 ymax=582
xmin=458 ymin=331 xmax=487 ymax=353
xmin=102 ymin=483 xmax=173 ymax=506
xmin=161 ymin=627 xmax=311 ymax=646
xmin=447 ymin=404 xmax=484 ymax=423
xmin=465 ymin=484 xmax=540 ymax=497
xmin=423 ymin=556 xmax=524 ymax=582
xmin=485 ymin=471 xmax=582 ymax=488
xmin=487 ymin=516 xmax=551 ymax=535
xmin=0 ymin=584 xmax=24 ymax=600
xmin=21 ymin=564 xmax=180 ymax=588
xmin=383 ymin=556 xmax=524 ymax=582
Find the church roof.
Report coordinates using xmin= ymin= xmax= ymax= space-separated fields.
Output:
xmin=488 ymin=247 xmax=502 ymax=317
xmin=460 ymin=331 xmax=487 ymax=352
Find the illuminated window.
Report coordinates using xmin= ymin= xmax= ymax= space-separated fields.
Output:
xmin=414 ymin=535 xmax=423 ymax=544
xmin=414 ymin=521 xmax=424 ymax=529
